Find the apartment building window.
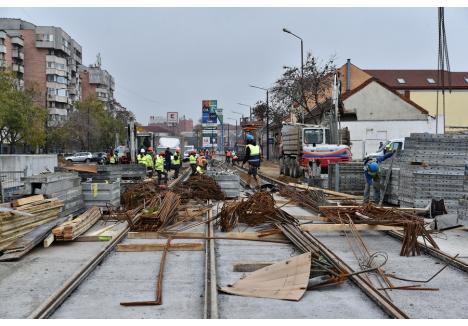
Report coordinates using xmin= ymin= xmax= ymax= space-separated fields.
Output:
xmin=98 ymin=92 xmax=107 ymax=98
xmin=47 ymin=61 xmax=66 ymax=70
xmin=36 ymin=33 xmax=54 ymax=42
xmin=47 ymin=74 xmax=67 ymax=84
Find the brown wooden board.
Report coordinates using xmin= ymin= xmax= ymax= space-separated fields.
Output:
xmin=11 ymin=195 xmax=45 ymax=208
xmin=116 ymin=242 xmax=204 ymax=252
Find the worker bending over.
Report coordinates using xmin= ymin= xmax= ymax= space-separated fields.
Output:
xmin=242 ymin=135 xmax=261 ymax=189
xmin=196 ymin=157 xmax=208 ymax=175
xmin=189 ymin=151 xmax=197 ymax=176
xmin=155 ymin=151 xmax=168 ymax=185
xmin=172 ymin=148 xmax=181 ymax=179
xmin=363 ymin=149 xmax=394 ymax=203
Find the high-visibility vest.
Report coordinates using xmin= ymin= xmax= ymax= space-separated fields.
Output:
xmin=246 ymin=144 xmax=260 ymax=164
xmin=172 ymin=155 xmax=180 ymax=166
xmin=144 ymin=154 xmax=154 ymax=168
xmin=137 ymin=154 xmax=145 ymax=164
xmin=155 ymin=156 xmax=165 ymax=172
xmin=189 ymin=155 xmax=197 ymax=165
xmin=196 ymin=166 xmax=204 ymax=174
xmin=110 ymin=154 xmax=116 ymax=164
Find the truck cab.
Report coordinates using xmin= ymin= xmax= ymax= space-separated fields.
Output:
xmin=280 ymin=123 xmax=352 ymax=178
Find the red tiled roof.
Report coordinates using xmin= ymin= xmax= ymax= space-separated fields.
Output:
xmin=364 ymin=69 xmax=468 ymax=90
xmin=142 ymin=125 xmax=172 ymax=133
xmin=341 ymin=77 xmax=430 ymax=115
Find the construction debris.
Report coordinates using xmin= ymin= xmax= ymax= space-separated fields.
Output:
xmin=279 ymin=188 xmax=328 ymax=211
xmin=52 ymin=207 xmax=102 ymax=241
xmin=216 ymin=191 xmax=298 ymax=232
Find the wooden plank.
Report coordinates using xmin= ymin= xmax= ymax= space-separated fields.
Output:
xmin=300 ymin=224 xmax=403 ymax=232
xmin=233 ymin=262 xmax=274 ymax=272
xmin=11 ymin=195 xmax=45 ymax=208
xmin=288 ymin=182 xmax=361 ymax=199
xmin=75 ymin=235 xmax=112 ymax=242
xmin=116 ymin=242 xmax=204 ymax=252
xmin=43 ymin=233 xmax=54 ymax=248
xmin=63 ymin=164 xmax=97 ymax=173
xmin=128 ymin=231 xmax=205 ymax=239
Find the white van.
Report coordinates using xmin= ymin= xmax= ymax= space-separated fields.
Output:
xmin=366 ymin=138 xmax=405 ymax=159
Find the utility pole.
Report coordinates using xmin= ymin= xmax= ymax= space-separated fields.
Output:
xmin=283 ymin=27 xmax=304 ymax=123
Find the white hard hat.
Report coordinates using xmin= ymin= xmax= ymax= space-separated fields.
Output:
xmin=140 ymin=149 xmax=145 ymax=153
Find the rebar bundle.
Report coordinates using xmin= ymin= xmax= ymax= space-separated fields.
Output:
xmin=216 ymin=192 xmax=298 ymax=232
xmin=174 ymin=175 xmax=224 ymax=202
xmin=132 ymin=191 xmax=181 ymax=232
xmin=320 ymin=203 xmax=439 ymax=256
xmin=279 ymin=187 xmax=328 ymax=212
xmin=122 ymin=179 xmax=162 ymax=210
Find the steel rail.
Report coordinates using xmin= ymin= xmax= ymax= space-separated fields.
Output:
xmin=203 ymin=201 xmax=219 ymax=319
xmin=28 ymin=168 xmax=191 ymax=319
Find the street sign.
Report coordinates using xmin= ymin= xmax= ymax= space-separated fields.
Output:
xmin=202 ymin=137 xmax=211 ymax=147
xmin=167 ymin=112 xmax=178 ymax=123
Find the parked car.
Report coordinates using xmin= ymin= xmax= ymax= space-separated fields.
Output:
xmin=65 ymin=152 xmax=93 ymax=163
xmin=92 ymin=152 xmax=108 ymax=165
xmin=366 ymin=138 xmax=405 ymax=159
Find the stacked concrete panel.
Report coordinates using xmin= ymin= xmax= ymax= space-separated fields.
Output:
xmin=396 ymin=133 xmax=468 ymax=211
xmin=21 ymin=172 xmax=84 ymax=218
xmin=76 ymin=164 xmax=147 ymax=181
xmin=380 ymin=158 xmax=402 ymax=205
xmin=81 ymin=181 xmax=120 ymax=210
xmin=327 ymin=162 xmax=365 ymax=194
xmin=207 ymin=167 xmax=240 ymax=198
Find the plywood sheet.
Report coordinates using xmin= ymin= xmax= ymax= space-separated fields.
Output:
xmin=220 ymin=252 xmax=311 ymax=301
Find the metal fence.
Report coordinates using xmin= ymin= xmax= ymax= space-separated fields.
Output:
xmin=0 ymin=169 xmax=27 ymax=203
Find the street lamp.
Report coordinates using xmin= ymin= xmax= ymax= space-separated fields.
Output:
xmin=249 ymin=84 xmax=269 ymax=160
xmin=237 ymin=102 xmax=252 ymax=120
xmin=283 ymin=28 xmax=305 ymax=123
xmin=282 ymin=28 xmax=303 ymax=79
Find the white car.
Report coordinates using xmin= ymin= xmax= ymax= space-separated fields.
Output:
xmin=65 ymin=152 xmax=93 ymax=163
xmin=367 ymin=139 xmax=405 ymax=159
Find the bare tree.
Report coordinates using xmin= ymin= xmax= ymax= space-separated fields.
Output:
xmin=271 ymin=53 xmax=336 ymax=124
xmin=251 ymin=100 xmax=288 ymax=127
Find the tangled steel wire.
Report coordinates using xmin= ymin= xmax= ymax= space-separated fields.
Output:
xmin=321 ymin=203 xmax=439 ymax=256
xmin=174 ymin=175 xmax=224 ymax=202
xmin=131 ymin=191 xmax=181 ymax=232
xmin=216 ymin=191 xmax=298 ymax=232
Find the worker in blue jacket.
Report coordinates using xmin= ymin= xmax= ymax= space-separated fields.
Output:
xmin=363 ymin=151 xmax=394 ymax=203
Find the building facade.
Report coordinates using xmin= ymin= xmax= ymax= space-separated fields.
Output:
xmin=0 ymin=29 xmax=25 ymax=88
xmin=0 ymin=18 xmax=82 ymax=126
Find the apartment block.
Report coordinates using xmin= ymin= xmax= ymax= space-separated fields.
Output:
xmin=0 ymin=29 xmax=25 ymax=88
xmin=0 ymin=18 xmax=82 ymax=126
xmin=79 ymin=60 xmax=115 ymax=111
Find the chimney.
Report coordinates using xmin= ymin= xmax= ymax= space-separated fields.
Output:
xmin=346 ymin=59 xmax=351 ymax=94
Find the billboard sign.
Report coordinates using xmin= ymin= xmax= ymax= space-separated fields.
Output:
xmin=202 ymin=137 xmax=211 ymax=147
xmin=167 ymin=112 xmax=178 ymax=123
xmin=202 ymin=100 xmax=218 ymax=123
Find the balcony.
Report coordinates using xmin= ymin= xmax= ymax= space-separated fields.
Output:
xmin=47 ymin=94 xmax=69 ymax=103
xmin=12 ymin=49 xmax=24 ymax=60
xmin=12 ymin=64 xmax=24 ymax=74
xmin=0 ymin=44 xmax=6 ymax=54
xmin=11 ymin=37 xmax=24 ymax=47
xmin=0 ymin=31 xmax=6 ymax=39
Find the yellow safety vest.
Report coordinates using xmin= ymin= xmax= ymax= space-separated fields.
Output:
xmin=172 ymin=155 xmax=181 ymax=166
xmin=137 ymin=154 xmax=145 ymax=164
xmin=246 ymin=144 xmax=260 ymax=164
xmin=196 ymin=166 xmax=204 ymax=174
xmin=144 ymin=154 xmax=154 ymax=168
xmin=155 ymin=156 xmax=165 ymax=172
xmin=110 ymin=154 xmax=116 ymax=164
xmin=189 ymin=155 xmax=197 ymax=164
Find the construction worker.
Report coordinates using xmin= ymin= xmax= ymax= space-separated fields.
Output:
xmin=172 ymin=148 xmax=181 ymax=179
xmin=226 ymin=150 xmax=232 ymax=164
xmin=155 ymin=151 xmax=168 ymax=185
xmin=189 ymin=151 xmax=197 ymax=176
xmin=363 ymin=151 xmax=394 ymax=203
xmin=164 ymin=147 xmax=172 ymax=172
xmin=145 ymin=147 xmax=155 ymax=177
xmin=109 ymin=150 xmax=117 ymax=164
xmin=231 ymin=150 xmax=238 ymax=166
xmin=137 ymin=148 xmax=146 ymax=165
xmin=196 ymin=157 xmax=207 ymax=175
xmin=242 ymin=135 xmax=261 ymax=189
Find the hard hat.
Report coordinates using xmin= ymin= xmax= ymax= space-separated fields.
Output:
xmin=147 ymin=147 xmax=154 ymax=152
xmin=368 ymin=162 xmax=379 ymax=173
xmin=246 ymin=134 xmax=254 ymax=141
xmin=140 ymin=149 xmax=145 ymax=153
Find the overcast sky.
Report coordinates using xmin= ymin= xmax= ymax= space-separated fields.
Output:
xmin=1 ymin=7 xmax=468 ymax=124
